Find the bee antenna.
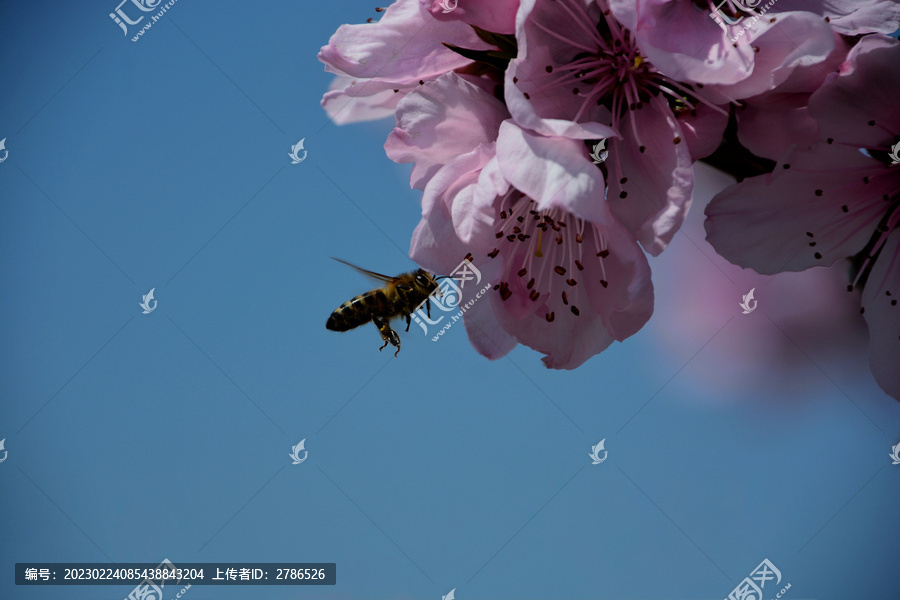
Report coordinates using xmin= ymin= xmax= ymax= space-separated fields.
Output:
xmin=434 ymin=275 xmax=449 ymax=280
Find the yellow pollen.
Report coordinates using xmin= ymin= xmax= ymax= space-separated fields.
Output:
xmin=632 ymin=56 xmax=643 ymax=69
xmin=535 ymin=229 xmax=544 ymax=258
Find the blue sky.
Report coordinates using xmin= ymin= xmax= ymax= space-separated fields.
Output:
xmin=1 ymin=2 xmax=899 ymax=599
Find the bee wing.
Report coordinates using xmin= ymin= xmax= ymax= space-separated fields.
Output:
xmin=331 ymin=257 xmax=400 ymax=284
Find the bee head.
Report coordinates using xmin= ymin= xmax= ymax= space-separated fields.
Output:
xmin=413 ymin=270 xmax=439 ymax=292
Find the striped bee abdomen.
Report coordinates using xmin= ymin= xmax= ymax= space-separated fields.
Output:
xmin=326 ymin=288 xmax=393 ymax=332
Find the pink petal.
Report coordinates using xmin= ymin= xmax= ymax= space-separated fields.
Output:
xmin=736 ymin=33 xmax=850 ymax=160
xmin=459 ymin=260 xmax=518 ymax=360
xmin=318 ymin=0 xmax=487 ymax=82
xmin=609 ymin=0 xmax=756 ymax=86
xmin=384 ymin=73 xmax=508 ymax=189
xmin=491 ymin=290 xmax=616 ymax=369
xmin=607 ymin=95 xmax=694 ymax=256
xmin=677 ymin=102 xmax=729 ymax=161
xmin=425 ymin=0 xmax=519 ymax=34
xmin=411 ymin=145 xmax=498 ymax=274
xmin=782 ymin=0 xmax=900 ymax=34
xmin=705 ymin=11 xmax=835 ymax=100
xmin=808 ymin=35 xmax=900 ymax=148
xmin=321 ymin=76 xmax=403 ymax=124
xmin=583 ymin=219 xmax=655 ymax=341
xmin=861 ymin=229 xmax=900 ymax=400
xmin=738 ymin=101 xmax=820 ymax=160
xmin=704 ymin=142 xmax=887 ymax=274
xmin=495 ymin=121 xmax=608 ymax=224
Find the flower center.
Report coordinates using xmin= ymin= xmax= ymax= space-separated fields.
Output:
xmin=486 ymin=191 xmax=611 ymax=322
xmin=525 ymin=0 xmax=726 ymax=136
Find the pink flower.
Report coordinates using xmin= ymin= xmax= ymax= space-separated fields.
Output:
xmin=704 ymin=35 xmax=900 ymax=399
xmin=318 ymin=0 xmax=491 ymax=124
xmin=412 ymin=120 xmax=654 ymax=368
xmin=506 ymin=0 xmax=731 ymax=257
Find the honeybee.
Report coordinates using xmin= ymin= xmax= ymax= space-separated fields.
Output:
xmin=326 ymin=258 xmax=441 ymax=356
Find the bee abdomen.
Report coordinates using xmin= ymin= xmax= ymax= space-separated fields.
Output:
xmin=326 ymin=289 xmax=392 ymax=331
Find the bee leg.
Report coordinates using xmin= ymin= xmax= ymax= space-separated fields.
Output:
xmin=426 ymin=297 xmax=432 ymax=319
xmin=372 ymin=317 xmax=401 ymax=355
xmin=405 ymin=313 xmax=411 ymax=332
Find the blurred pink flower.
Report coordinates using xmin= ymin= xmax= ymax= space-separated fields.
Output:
xmin=653 ymin=164 xmax=868 ymax=402
xmin=318 ymin=0 xmax=491 ymax=124
xmin=506 ymin=0 xmax=733 ymax=257
xmin=412 ymin=120 xmax=654 ymax=369
xmin=705 ymin=35 xmax=900 ymax=399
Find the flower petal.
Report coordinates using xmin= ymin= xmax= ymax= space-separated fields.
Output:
xmin=425 ymin=0 xmax=520 ymax=34
xmin=321 ymin=76 xmax=403 ymax=124
xmin=385 ymin=72 xmax=508 ymax=189
xmin=808 ymin=35 xmax=900 ymax=148
xmin=704 ymin=142 xmax=887 ymax=273
xmin=781 ymin=0 xmax=900 ymax=34
xmin=861 ymin=229 xmax=900 ymax=400
xmin=318 ymin=0 xmax=487 ymax=83
xmin=607 ymin=95 xmax=694 ymax=255
xmin=609 ymin=0 xmax=756 ymax=86
xmin=736 ymin=33 xmax=850 ymax=160
xmin=495 ymin=121 xmax=608 ymax=224
xmin=705 ymin=11 xmax=835 ymax=100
